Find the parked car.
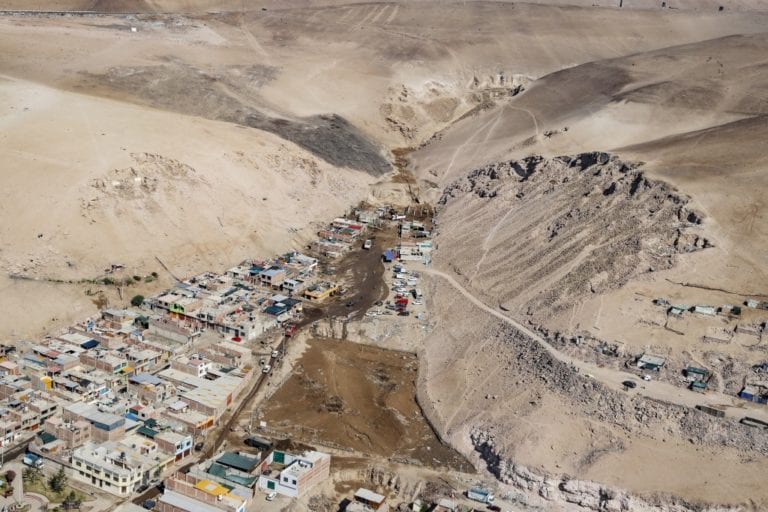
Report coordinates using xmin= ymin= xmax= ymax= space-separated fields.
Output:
xmin=262 ymin=365 xmax=272 ymax=374
xmin=623 ymin=380 xmax=637 ymax=389
xmin=643 ymin=375 xmax=652 ymax=381
xmin=271 ymin=350 xmax=279 ymax=358
xmin=194 ymin=442 xmax=205 ymax=451
xmin=266 ymin=491 xmax=277 ymax=501
xmin=363 ymin=239 xmax=373 ymax=250
xmin=143 ymin=499 xmax=156 ymax=510
xmin=413 ymin=300 xmax=423 ymax=305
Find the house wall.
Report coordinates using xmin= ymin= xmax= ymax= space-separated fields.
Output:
xmin=71 ymin=457 xmax=141 ymax=497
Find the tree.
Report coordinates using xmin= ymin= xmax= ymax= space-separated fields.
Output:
xmin=130 ymin=294 xmax=145 ymax=307
xmin=63 ymin=490 xmax=82 ymax=510
xmin=5 ymin=469 xmax=15 ymax=483
xmin=23 ymin=466 xmax=41 ymax=485
xmin=48 ymin=466 xmax=67 ymax=494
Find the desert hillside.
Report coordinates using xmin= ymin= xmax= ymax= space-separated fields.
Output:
xmin=408 ymin=11 xmax=768 ymax=508
xmin=2 ymin=1 xmax=768 ymax=509
xmin=3 ymin=0 xmax=765 ymax=339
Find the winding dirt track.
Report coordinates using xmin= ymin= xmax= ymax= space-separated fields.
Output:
xmin=423 ymin=267 xmax=768 ymax=423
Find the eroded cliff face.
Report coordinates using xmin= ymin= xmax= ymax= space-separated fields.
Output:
xmin=470 ymin=429 xmax=746 ymax=512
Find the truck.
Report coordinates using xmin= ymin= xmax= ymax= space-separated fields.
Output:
xmin=244 ymin=435 xmax=272 ymax=451
xmin=467 ymin=487 xmax=494 ymax=504
xmin=23 ymin=453 xmax=44 ymax=469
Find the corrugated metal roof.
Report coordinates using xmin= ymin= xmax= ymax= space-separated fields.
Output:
xmin=136 ymin=426 xmax=158 ymax=439
xmin=216 ymin=452 xmax=259 ymax=472
xmin=80 ymin=339 xmax=99 ymax=350
xmin=354 ymin=488 xmax=385 ymax=504
xmin=38 ymin=432 xmax=57 ymax=445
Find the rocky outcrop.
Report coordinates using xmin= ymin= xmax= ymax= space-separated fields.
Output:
xmin=435 ymin=152 xmax=711 ymax=321
xmin=471 ymin=429 xmax=747 ymax=512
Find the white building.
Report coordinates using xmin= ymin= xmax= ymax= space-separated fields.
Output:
xmin=258 ymin=450 xmax=331 ymax=498
xmin=71 ymin=438 xmax=172 ymax=497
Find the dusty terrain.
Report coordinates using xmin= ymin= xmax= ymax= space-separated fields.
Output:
xmin=3 ymin=1 xmax=768 ymax=510
xmin=261 ymin=338 xmax=471 ymax=472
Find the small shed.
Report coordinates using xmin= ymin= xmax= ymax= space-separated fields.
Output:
xmin=353 ymin=488 xmax=386 ymax=510
xmin=382 ymin=250 xmax=395 ymax=263
xmin=693 ymin=305 xmax=717 ymax=316
xmin=690 ymin=380 xmax=707 ymax=393
xmin=684 ymin=366 xmax=709 ymax=382
xmin=637 ymin=354 xmax=666 ymax=371
xmin=669 ymin=305 xmax=687 ymax=316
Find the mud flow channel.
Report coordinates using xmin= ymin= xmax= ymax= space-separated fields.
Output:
xmin=262 ymin=338 xmax=473 ymax=472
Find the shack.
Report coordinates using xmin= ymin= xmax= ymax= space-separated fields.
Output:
xmin=346 ymin=488 xmax=387 ymax=511
xmin=637 ymin=354 xmax=666 ymax=371
xmin=684 ymin=366 xmax=709 ymax=382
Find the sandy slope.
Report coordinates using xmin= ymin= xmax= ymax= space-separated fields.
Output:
xmin=412 ymin=32 xmax=768 ymax=356
xmin=0 ymin=76 xmax=376 ymax=338
xmin=406 ymin=16 xmax=768 ymax=508
xmin=2 ymin=1 xmax=764 ymax=341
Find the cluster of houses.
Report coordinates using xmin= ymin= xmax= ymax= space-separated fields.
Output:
xmin=0 ymin=206 xmax=441 ymax=508
xmin=0 ymin=248 xmax=341 ymax=506
xmin=654 ymin=298 xmax=744 ymax=318
xmin=148 ymin=251 xmax=322 ymax=340
xmin=312 ymin=217 xmax=371 ymax=258
xmin=153 ymin=447 xmax=331 ymax=511
xmin=5 ymin=303 xmax=258 ymax=498
xmin=383 ymin=219 xmax=434 ymax=265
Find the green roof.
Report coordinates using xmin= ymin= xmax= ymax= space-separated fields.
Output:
xmin=216 ymin=452 xmax=259 ymax=472
xmin=137 ymin=426 xmax=158 ymax=439
xmin=38 ymin=432 xmax=57 ymax=444
xmin=207 ymin=462 xmax=258 ymax=488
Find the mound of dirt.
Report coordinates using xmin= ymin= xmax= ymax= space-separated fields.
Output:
xmin=262 ymin=338 xmax=472 ymax=471
xmin=435 ymin=152 xmax=708 ymax=323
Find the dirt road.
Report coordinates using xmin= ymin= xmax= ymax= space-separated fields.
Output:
xmin=423 ymin=267 xmax=768 ymax=424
